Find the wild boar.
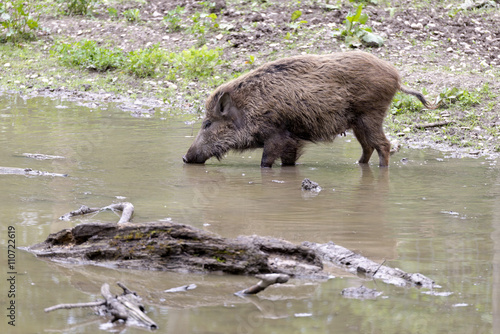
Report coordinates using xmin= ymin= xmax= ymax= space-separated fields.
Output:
xmin=183 ymin=51 xmax=432 ymax=167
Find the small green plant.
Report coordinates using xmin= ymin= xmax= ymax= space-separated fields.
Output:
xmin=334 ymin=4 xmax=383 ymax=48
xmin=126 ymin=43 xmax=169 ymax=77
xmin=163 ymin=6 xmax=184 ymax=32
xmin=0 ymin=0 xmax=41 ymax=43
xmin=51 ymin=40 xmax=126 ymax=71
xmin=206 ymin=13 xmax=219 ymax=30
xmin=436 ymin=87 xmax=480 ymax=108
xmin=186 ymin=12 xmax=206 ymax=43
xmin=391 ymin=92 xmax=423 ymax=115
xmin=63 ymin=0 xmax=95 ymax=16
xmin=185 ymin=11 xmax=219 ymax=45
xmin=289 ymin=10 xmax=307 ymax=33
xmin=171 ymin=45 xmax=223 ymax=79
xmin=123 ymin=8 xmax=141 ymax=22
xmin=246 ymin=55 xmax=256 ymax=65
xmin=107 ymin=7 xmax=118 ymax=19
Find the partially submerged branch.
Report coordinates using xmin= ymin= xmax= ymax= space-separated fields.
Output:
xmin=45 ymin=300 xmax=105 ymax=313
xmin=59 ymin=203 xmax=134 ymax=224
xmin=236 ymin=274 xmax=290 ymax=295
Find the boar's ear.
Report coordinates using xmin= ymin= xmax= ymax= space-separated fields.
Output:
xmin=216 ymin=92 xmax=232 ymax=116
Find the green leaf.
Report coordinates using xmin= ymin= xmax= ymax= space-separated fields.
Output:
xmin=360 ymin=31 xmax=384 ymax=47
xmin=345 ymin=19 xmax=352 ymax=33
xmin=291 ymin=10 xmax=302 ymax=22
xmin=108 ymin=7 xmax=118 ymax=17
xmin=359 ymin=13 xmax=369 ymax=25
xmin=345 ymin=35 xmax=361 ymax=48
xmin=27 ymin=19 xmax=38 ymax=30
xmin=353 ymin=5 xmax=363 ymax=22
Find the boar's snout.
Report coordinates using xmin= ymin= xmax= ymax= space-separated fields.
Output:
xmin=182 ymin=148 xmax=209 ymax=164
xmin=182 ymin=154 xmax=205 ymax=164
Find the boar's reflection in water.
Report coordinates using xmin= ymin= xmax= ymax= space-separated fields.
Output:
xmin=183 ymin=51 xmax=432 ymax=168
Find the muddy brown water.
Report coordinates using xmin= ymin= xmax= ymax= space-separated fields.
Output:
xmin=0 ymin=92 xmax=499 ymax=333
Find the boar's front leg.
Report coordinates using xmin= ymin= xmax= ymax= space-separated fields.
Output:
xmin=261 ymin=132 xmax=301 ymax=168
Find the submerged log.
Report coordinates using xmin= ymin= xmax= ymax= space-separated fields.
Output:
xmin=45 ymin=282 xmax=158 ymax=330
xmin=28 ymin=220 xmax=434 ymax=288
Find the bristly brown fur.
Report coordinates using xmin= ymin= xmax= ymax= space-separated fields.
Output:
xmin=184 ymin=51 xmax=432 ymax=167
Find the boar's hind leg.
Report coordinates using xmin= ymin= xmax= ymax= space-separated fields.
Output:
xmin=353 ymin=123 xmax=390 ymax=167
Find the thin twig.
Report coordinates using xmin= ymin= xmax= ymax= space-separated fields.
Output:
xmin=413 ymin=120 xmax=454 ymax=129
xmin=372 ymin=259 xmax=387 ymax=277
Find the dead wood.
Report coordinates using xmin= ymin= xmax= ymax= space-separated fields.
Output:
xmin=44 ymin=282 xmax=157 ymax=330
xmin=59 ymin=203 xmax=134 ymax=224
xmin=0 ymin=166 xmax=68 ymax=177
xmin=413 ymin=120 xmax=454 ymax=129
xmin=28 ymin=220 xmax=435 ymax=289
xmin=44 ymin=300 xmax=106 ymax=312
xmin=236 ymin=274 xmax=290 ymax=295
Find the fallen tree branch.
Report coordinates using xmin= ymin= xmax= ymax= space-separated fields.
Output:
xmin=44 ymin=282 xmax=157 ymax=330
xmin=236 ymin=274 xmax=290 ymax=295
xmin=45 ymin=300 xmax=105 ymax=313
xmin=412 ymin=120 xmax=454 ymax=129
xmin=59 ymin=203 xmax=134 ymax=224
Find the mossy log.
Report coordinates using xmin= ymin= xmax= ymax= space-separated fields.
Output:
xmin=28 ymin=220 xmax=434 ymax=288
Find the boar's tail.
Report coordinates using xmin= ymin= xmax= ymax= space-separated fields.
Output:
xmin=399 ymin=86 xmax=438 ymax=109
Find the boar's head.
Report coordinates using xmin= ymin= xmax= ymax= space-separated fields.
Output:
xmin=183 ymin=91 xmax=246 ymax=164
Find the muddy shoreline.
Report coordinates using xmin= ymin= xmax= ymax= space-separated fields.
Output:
xmin=2 ymin=85 xmax=498 ymax=161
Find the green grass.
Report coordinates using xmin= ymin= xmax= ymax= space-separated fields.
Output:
xmin=51 ymin=39 xmax=126 ymax=71
xmin=49 ymin=39 xmax=225 ymax=81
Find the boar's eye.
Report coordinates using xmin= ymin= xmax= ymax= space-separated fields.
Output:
xmin=202 ymin=120 xmax=212 ymax=129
